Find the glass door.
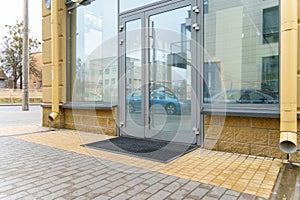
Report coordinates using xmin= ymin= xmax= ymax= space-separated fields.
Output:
xmin=145 ymin=4 xmax=196 ymax=144
xmin=119 ymin=0 xmax=200 ymax=144
xmin=119 ymin=14 xmax=146 ymax=138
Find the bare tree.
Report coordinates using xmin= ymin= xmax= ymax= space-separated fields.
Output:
xmin=0 ymin=21 xmax=40 ymax=89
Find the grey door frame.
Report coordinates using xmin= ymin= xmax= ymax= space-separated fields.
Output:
xmin=118 ymin=0 xmax=203 ymax=145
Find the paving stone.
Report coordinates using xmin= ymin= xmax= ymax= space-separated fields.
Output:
xmin=125 ymin=183 xmax=149 ymax=196
xmin=69 ymin=187 xmax=92 ymax=197
xmin=160 ymin=176 xmax=178 ymax=184
xmin=93 ymin=194 xmax=110 ymax=200
xmin=220 ymin=194 xmax=239 ymax=200
xmin=71 ymin=175 xmax=94 ymax=184
xmin=202 ymin=196 xmax=218 ymax=200
xmin=85 ymin=186 xmax=111 ymax=198
xmin=105 ymin=178 xmax=127 ymax=188
xmin=110 ymin=192 xmax=131 ymax=200
xmin=145 ymin=182 xmax=166 ymax=194
xmin=207 ymin=186 xmax=227 ymax=198
xmin=168 ymin=188 xmax=190 ymax=199
xmin=106 ymin=172 xmax=126 ymax=181
xmin=106 ymin=185 xmax=130 ymax=197
xmin=163 ymin=181 xmax=182 ymax=192
xmin=186 ymin=187 xmax=209 ymax=199
xmin=29 ymin=190 xmax=51 ymax=198
xmin=225 ymin=190 xmax=241 ymax=197
xmin=123 ymin=177 xmax=145 ymax=187
xmin=0 ymin=137 xmax=272 ymax=200
xmin=41 ymin=189 xmax=72 ymax=200
xmin=1 ymin=191 xmax=29 ymax=200
xmin=129 ymin=191 xmax=152 ymax=200
xmin=147 ymin=190 xmax=171 ymax=200
xmin=238 ymin=193 xmax=256 ymax=200
xmin=86 ymin=180 xmax=110 ymax=190
xmin=182 ymin=181 xmax=201 ymax=191
xmin=48 ymin=183 xmax=72 ymax=193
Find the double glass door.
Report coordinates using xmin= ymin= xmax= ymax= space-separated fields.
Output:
xmin=119 ymin=0 xmax=201 ymax=144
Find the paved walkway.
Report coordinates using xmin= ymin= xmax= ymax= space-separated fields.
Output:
xmin=0 ymin=126 xmax=283 ymax=199
xmin=0 ymin=135 xmax=266 ymax=200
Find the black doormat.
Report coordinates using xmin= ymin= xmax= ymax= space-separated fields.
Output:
xmin=82 ymin=136 xmax=198 ymax=163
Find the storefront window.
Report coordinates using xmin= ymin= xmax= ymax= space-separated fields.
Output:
xmin=67 ymin=0 xmax=118 ymax=103
xmin=120 ymin=0 xmax=161 ymax=12
xmin=204 ymin=0 xmax=279 ymax=105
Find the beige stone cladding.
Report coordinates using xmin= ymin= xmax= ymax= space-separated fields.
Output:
xmin=42 ymin=107 xmax=117 ymax=136
xmin=203 ymin=116 xmax=297 ymax=160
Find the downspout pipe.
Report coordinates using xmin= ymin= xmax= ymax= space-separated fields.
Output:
xmin=279 ymin=0 xmax=298 ymax=154
xmin=48 ymin=0 xmax=60 ymax=122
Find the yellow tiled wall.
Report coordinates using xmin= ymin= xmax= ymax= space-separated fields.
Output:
xmin=42 ymin=0 xmax=67 ymax=104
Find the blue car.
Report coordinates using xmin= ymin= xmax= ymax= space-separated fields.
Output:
xmin=126 ymin=85 xmax=190 ymax=115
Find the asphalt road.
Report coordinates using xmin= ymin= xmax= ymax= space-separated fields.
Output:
xmin=0 ymin=105 xmax=42 ymax=127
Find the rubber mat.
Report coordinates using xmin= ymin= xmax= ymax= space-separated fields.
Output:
xmin=83 ymin=136 xmax=197 ymax=163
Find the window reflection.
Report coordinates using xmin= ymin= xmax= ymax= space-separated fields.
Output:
xmin=204 ymin=0 xmax=279 ymax=104
xmin=68 ymin=1 xmax=118 ymax=103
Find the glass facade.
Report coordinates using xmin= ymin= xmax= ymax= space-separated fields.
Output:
xmin=67 ymin=0 xmax=118 ymax=103
xmin=203 ymin=0 xmax=279 ymax=105
xmin=67 ymin=0 xmax=280 ymax=107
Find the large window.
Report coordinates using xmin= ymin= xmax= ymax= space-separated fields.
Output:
xmin=204 ymin=0 xmax=279 ymax=105
xmin=67 ymin=0 xmax=118 ymax=103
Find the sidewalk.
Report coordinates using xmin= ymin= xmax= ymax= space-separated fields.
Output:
xmin=0 ymin=125 xmax=283 ymax=199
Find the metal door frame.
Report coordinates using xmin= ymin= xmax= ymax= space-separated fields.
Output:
xmin=118 ymin=0 xmax=203 ymax=145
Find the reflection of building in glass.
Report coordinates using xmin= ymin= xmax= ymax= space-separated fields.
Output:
xmin=204 ymin=1 xmax=279 ymax=99
xmin=87 ymin=57 xmax=118 ymax=102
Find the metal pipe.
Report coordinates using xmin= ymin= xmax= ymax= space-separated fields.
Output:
xmin=48 ymin=0 xmax=60 ymax=122
xmin=22 ymin=0 xmax=29 ymax=111
xmin=279 ymin=0 xmax=298 ymax=154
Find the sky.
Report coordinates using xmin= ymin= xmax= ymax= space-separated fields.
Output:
xmin=0 ymin=0 xmax=42 ymax=50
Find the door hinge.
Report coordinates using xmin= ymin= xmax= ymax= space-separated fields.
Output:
xmin=193 ymin=127 xmax=200 ymax=135
xmin=120 ymin=121 xmax=125 ymax=127
xmin=192 ymin=6 xmax=200 ymax=13
xmin=192 ymin=23 xmax=200 ymax=31
xmin=119 ymin=25 xmax=124 ymax=32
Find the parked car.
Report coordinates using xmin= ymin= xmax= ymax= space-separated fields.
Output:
xmin=126 ymin=85 xmax=191 ymax=115
xmin=204 ymin=89 xmax=279 ymax=104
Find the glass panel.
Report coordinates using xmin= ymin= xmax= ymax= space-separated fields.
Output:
xmin=120 ymin=0 xmax=161 ymax=12
xmin=149 ymin=6 xmax=192 ymax=134
xmin=68 ymin=0 xmax=118 ymax=103
xmin=204 ymin=0 xmax=279 ymax=105
xmin=125 ymin=19 xmax=143 ymax=128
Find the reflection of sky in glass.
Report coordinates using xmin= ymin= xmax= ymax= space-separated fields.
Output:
xmin=126 ymin=20 xmax=142 ymax=61
xmin=120 ymin=0 xmax=161 ymax=12
xmin=76 ymin=0 xmax=117 ymax=61
xmin=150 ymin=6 xmax=190 ymax=34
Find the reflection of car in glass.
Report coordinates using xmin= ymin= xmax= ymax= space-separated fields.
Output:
xmin=126 ymin=85 xmax=191 ymax=115
xmin=204 ymin=89 xmax=278 ymax=104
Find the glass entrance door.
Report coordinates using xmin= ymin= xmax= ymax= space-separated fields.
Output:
xmin=119 ymin=0 xmax=199 ymax=144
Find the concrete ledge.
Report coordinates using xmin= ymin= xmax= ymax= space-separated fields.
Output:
xmin=41 ymin=103 xmax=117 ymax=110
xmin=202 ymin=107 xmax=280 ymax=118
